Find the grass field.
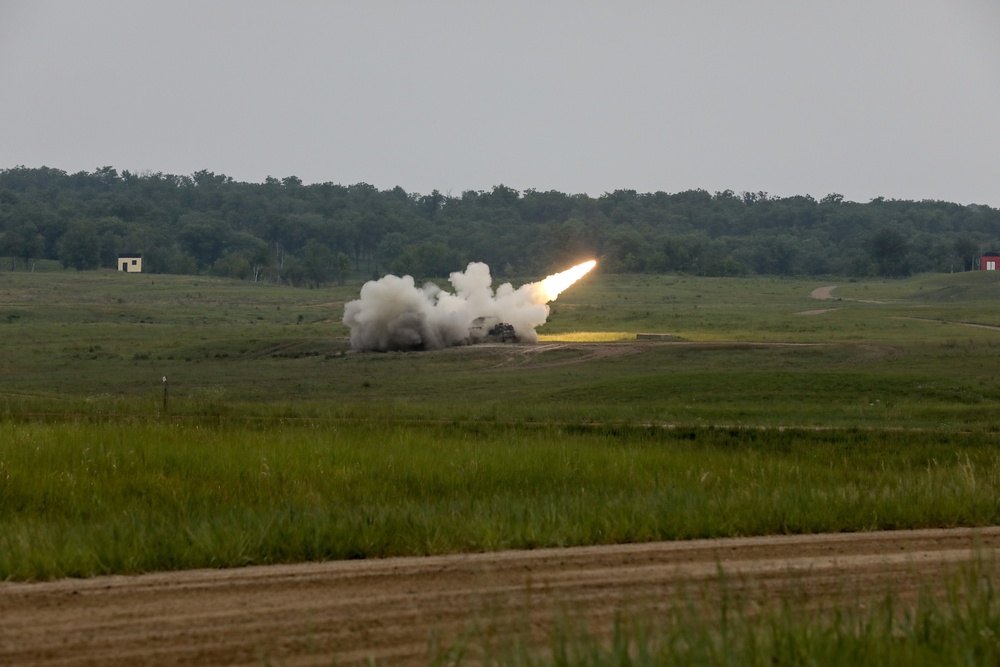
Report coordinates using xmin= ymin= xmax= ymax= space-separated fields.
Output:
xmin=3 ymin=266 xmax=1000 ymax=663
xmin=2 ymin=268 xmax=999 ymax=429
xmin=4 ymin=420 xmax=1000 ymax=581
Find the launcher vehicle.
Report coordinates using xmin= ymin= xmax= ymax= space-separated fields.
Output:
xmin=487 ymin=322 xmax=516 ymax=342
xmin=471 ymin=317 xmax=517 ymax=343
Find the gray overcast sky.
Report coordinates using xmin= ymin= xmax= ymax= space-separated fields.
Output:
xmin=1 ymin=1 xmax=998 ymax=205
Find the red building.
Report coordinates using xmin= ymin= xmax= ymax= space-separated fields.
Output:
xmin=983 ymin=252 xmax=1000 ymax=271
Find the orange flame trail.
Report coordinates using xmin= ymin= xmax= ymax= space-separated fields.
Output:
xmin=533 ymin=259 xmax=597 ymax=303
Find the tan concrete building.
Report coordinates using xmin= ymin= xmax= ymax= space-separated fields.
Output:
xmin=118 ymin=254 xmax=142 ymax=272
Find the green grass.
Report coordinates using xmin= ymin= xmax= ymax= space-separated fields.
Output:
xmin=436 ymin=562 xmax=1000 ymax=667
xmin=3 ymin=269 xmax=1000 ymax=429
xmin=5 ymin=268 xmax=1000 ymax=660
xmin=0 ymin=270 xmax=998 ymax=559
xmin=2 ymin=420 xmax=1000 ymax=580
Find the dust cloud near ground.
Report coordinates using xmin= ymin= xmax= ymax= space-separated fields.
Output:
xmin=2 ymin=527 xmax=999 ymax=666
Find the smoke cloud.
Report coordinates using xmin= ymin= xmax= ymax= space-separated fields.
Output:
xmin=343 ymin=261 xmax=594 ymax=351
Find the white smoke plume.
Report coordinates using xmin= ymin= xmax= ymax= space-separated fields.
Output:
xmin=343 ymin=260 xmax=595 ymax=352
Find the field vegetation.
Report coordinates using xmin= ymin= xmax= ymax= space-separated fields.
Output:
xmin=2 ymin=266 xmax=1000 ymax=662
xmin=4 ymin=419 xmax=1000 ymax=581
xmin=436 ymin=562 xmax=1000 ymax=667
xmin=3 ymin=268 xmax=999 ymax=427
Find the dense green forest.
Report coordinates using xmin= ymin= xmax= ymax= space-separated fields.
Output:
xmin=1 ymin=165 xmax=997 ymax=283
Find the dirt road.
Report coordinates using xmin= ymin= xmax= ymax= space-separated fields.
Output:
xmin=810 ymin=284 xmax=888 ymax=304
xmin=810 ymin=285 xmax=839 ymax=300
xmin=3 ymin=527 xmax=999 ymax=666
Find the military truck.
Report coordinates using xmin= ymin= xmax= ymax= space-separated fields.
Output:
xmin=487 ymin=322 xmax=516 ymax=342
xmin=471 ymin=317 xmax=517 ymax=343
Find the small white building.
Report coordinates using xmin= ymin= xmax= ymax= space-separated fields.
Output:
xmin=118 ymin=253 xmax=142 ymax=273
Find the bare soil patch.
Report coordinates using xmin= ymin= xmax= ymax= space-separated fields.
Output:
xmin=810 ymin=285 xmax=839 ymax=300
xmin=470 ymin=341 xmax=824 ymax=372
xmin=795 ymin=308 xmax=840 ymax=315
xmin=3 ymin=527 xmax=998 ymax=666
xmin=894 ymin=316 xmax=1000 ymax=332
xmin=810 ymin=285 xmax=888 ymax=304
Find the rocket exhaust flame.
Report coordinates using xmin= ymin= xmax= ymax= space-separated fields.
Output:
xmin=532 ymin=260 xmax=597 ymax=303
xmin=343 ymin=260 xmax=597 ymax=351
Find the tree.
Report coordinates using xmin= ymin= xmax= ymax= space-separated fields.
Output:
xmin=391 ymin=242 xmax=460 ymax=279
xmin=4 ymin=165 xmax=1000 ymax=282
xmin=333 ymin=252 xmax=352 ymax=284
xmin=93 ymin=216 xmax=127 ymax=268
xmin=225 ymin=232 xmax=271 ymax=282
xmin=605 ymin=229 xmax=647 ymax=272
xmin=302 ymin=240 xmax=333 ymax=287
xmin=57 ymin=221 xmax=100 ymax=270
xmin=0 ymin=218 xmax=44 ymax=269
xmin=178 ymin=214 xmax=231 ymax=271
xmin=92 ymin=166 xmax=120 ymax=190
xmin=725 ymin=255 xmax=749 ymax=276
xmin=375 ymin=232 xmax=406 ymax=272
xmin=98 ymin=230 xmax=121 ymax=268
xmin=212 ymin=252 xmax=252 ymax=280
xmin=519 ymin=189 xmax=575 ymax=224
xmin=417 ymin=189 xmax=445 ymax=218
xmin=281 ymin=254 xmax=306 ymax=287
xmin=652 ymin=234 xmax=706 ymax=273
xmin=869 ymin=227 xmax=910 ymax=277
xmin=954 ymin=237 xmax=979 ymax=272
xmin=747 ymin=234 xmax=799 ymax=275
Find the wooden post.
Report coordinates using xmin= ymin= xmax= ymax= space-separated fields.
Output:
xmin=162 ymin=375 xmax=168 ymax=414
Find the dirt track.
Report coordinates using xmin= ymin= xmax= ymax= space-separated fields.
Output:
xmin=3 ymin=527 xmax=999 ymax=666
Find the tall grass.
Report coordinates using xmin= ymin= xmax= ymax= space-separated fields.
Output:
xmin=435 ymin=562 xmax=1000 ymax=666
xmin=3 ymin=420 xmax=1000 ymax=581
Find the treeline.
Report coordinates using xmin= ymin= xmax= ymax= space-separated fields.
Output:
xmin=1 ymin=165 xmax=998 ymax=283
